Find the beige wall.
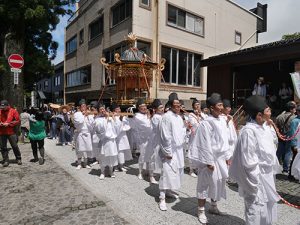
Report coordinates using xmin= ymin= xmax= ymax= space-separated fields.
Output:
xmin=132 ymin=0 xmax=258 ymax=100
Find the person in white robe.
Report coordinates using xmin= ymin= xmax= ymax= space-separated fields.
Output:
xmin=144 ymin=99 xmax=164 ymax=184
xmin=89 ymin=101 xmax=100 ymax=167
xmin=187 ymin=99 xmax=206 ymax=178
xmin=220 ymin=99 xmax=237 ymax=160
xmin=189 ymin=93 xmax=231 ymax=225
xmin=229 ymin=95 xmax=280 ymax=225
xmin=158 ymin=93 xmax=186 ymax=211
xmin=110 ymin=102 xmax=133 ymax=172
xmin=73 ymin=99 xmax=93 ymax=170
xmin=129 ymin=99 xmax=154 ymax=181
xmin=94 ymin=104 xmax=119 ymax=180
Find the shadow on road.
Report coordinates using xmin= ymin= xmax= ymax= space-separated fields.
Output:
xmin=172 ymin=197 xmax=246 ymax=225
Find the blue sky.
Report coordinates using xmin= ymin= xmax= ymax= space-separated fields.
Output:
xmin=51 ymin=0 xmax=300 ymax=65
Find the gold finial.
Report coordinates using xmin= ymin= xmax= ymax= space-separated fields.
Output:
xmin=125 ymin=33 xmax=137 ymax=47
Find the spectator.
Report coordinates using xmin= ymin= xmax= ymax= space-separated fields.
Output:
xmin=0 ymin=100 xmax=22 ymax=167
xmin=28 ymin=111 xmax=46 ymax=165
xmin=20 ymin=108 xmax=30 ymax=143
xmin=279 ymin=82 xmax=293 ymax=109
xmin=57 ymin=106 xmax=72 ymax=146
xmin=42 ymin=106 xmax=51 ymax=136
xmin=49 ymin=109 xmax=58 ymax=140
xmin=286 ymin=105 xmax=300 ymax=180
xmin=252 ymin=77 xmax=267 ymax=97
xmin=275 ymin=101 xmax=296 ymax=174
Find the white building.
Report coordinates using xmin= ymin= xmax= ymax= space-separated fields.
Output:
xmin=64 ymin=0 xmax=266 ymax=105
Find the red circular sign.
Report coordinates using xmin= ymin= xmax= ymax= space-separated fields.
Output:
xmin=8 ymin=54 xmax=24 ymax=69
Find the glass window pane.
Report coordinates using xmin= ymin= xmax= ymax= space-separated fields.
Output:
xmin=126 ymin=0 xmax=132 ymax=17
xmin=178 ymin=50 xmax=187 ymax=85
xmin=235 ymin=32 xmax=241 ymax=44
xmin=168 ymin=5 xmax=176 ymax=24
xmin=186 ymin=13 xmax=195 ymax=32
xmin=161 ymin=46 xmax=171 ymax=83
xmin=137 ymin=41 xmax=151 ymax=56
xmin=195 ymin=18 xmax=204 ymax=35
xmin=188 ymin=53 xmax=193 ymax=85
xmin=141 ymin=0 xmax=149 ymax=6
xmin=171 ymin=49 xmax=177 ymax=84
xmin=177 ymin=9 xmax=186 ymax=28
xmin=120 ymin=2 xmax=125 ymax=21
xmin=113 ymin=6 xmax=120 ymax=26
xmin=194 ymin=54 xmax=202 ymax=87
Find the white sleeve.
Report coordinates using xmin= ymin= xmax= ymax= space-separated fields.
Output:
xmin=73 ymin=112 xmax=84 ymax=128
xmin=159 ymin=116 xmax=173 ymax=157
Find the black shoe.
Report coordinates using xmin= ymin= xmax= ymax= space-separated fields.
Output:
xmin=17 ymin=160 xmax=22 ymax=165
xmin=39 ymin=158 xmax=44 ymax=165
xmin=3 ymin=161 xmax=9 ymax=167
xmin=30 ymin=158 xmax=39 ymax=163
xmin=288 ymin=175 xmax=296 ymax=181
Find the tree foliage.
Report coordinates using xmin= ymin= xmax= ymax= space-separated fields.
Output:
xmin=282 ymin=32 xmax=300 ymax=41
xmin=0 ymin=0 xmax=75 ymax=90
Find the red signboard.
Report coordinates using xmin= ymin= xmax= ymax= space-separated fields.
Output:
xmin=8 ymin=54 xmax=24 ymax=69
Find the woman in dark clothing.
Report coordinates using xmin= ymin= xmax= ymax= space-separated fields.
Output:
xmin=29 ymin=111 xmax=46 ymax=165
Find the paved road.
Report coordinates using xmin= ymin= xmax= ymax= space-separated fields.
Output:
xmin=0 ymin=143 xmax=131 ymax=225
xmin=44 ymin=140 xmax=299 ymax=225
xmin=1 ymin=140 xmax=299 ymax=225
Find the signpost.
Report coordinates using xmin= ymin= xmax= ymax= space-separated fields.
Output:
xmin=8 ymin=54 xmax=24 ymax=85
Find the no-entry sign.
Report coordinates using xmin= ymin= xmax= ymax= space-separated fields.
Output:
xmin=8 ymin=54 xmax=24 ymax=69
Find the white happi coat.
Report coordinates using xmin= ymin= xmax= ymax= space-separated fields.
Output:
xmin=115 ymin=116 xmax=133 ymax=163
xmin=145 ymin=113 xmax=163 ymax=172
xmin=89 ymin=115 xmax=100 ymax=158
xmin=159 ymin=110 xmax=186 ymax=190
xmin=229 ymin=121 xmax=280 ymax=225
xmin=115 ymin=116 xmax=131 ymax=151
xmin=129 ymin=112 xmax=152 ymax=164
xmin=94 ymin=117 xmax=119 ymax=166
xmin=73 ymin=112 xmax=93 ymax=152
xmin=188 ymin=112 xmax=204 ymax=147
xmin=220 ymin=114 xmax=237 ymax=159
xmin=189 ymin=115 xmax=231 ymax=201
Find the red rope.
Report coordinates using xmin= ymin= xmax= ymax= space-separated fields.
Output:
xmin=278 ymin=194 xmax=300 ymax=209
xmin=271 ymin=122 xmax=300 ymax=141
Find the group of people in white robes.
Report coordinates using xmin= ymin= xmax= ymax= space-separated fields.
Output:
xmin=71 ymin=92 xmax=286 ymax=225
xmin=73 ymin=100 xmax=132 ymax=179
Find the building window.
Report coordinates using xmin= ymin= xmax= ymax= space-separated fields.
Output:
xmin=54 ymin=76 xmax=61 ymax=86
xmin=66 ymin=65 xmax=91 ymax=87
xmin=235 ymin=31 xmax=242 ymax=45
xmin=89 ymin=17 xmax=103 ymax=41
xmin=66 ymin=35 xmax=77 ymax=54
xmin=112 ymin=0 xmax=132 ymax=27
xmin=140 ymin=0 xmax=150 ymax=9
xmin=161 ymin=46 xmax=202 ymax=87
xmin=167 ymin=4 xmax=204 ymax=36
xmin=44 ymin=80 xmax=49 ymax=89
xmin=79 ymin=29 xmax=84 ymax=45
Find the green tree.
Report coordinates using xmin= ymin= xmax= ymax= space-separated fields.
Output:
xmin=282 ymin=32 xmax=300 ymax=40
xmin=0 ymin=0 xmax=75 ymax=109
